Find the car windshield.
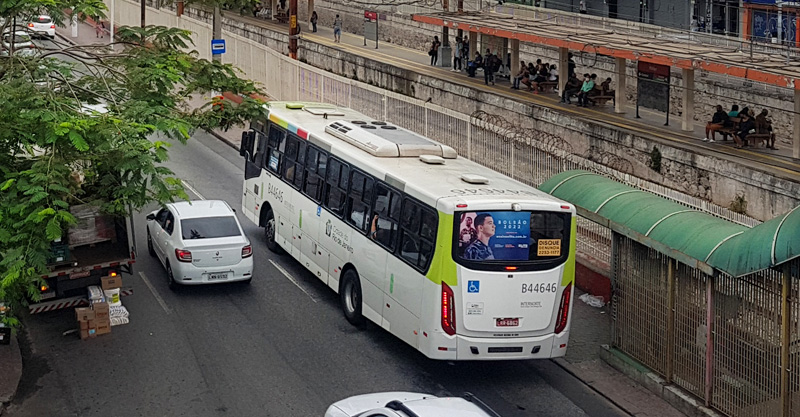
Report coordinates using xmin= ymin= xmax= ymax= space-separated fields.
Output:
xmin=181 ymin=216 xmax=241 ymax=239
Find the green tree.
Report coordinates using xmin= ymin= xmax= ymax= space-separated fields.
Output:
xmin=0 ymin=4 xmax=267 ymax=327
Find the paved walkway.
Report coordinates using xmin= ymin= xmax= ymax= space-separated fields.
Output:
xmin=46 ymin=18 xmax=707 ymax=417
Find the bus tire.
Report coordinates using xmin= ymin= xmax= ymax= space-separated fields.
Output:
xmin=340 ymin=269 xmax=366 ymax=328
xmin=264 ymin=208 xmax=284 ymax=254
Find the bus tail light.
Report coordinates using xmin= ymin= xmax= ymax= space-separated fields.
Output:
xmin=175 ymin=249 xmax=193 ymax=262
xmin=242 ymin=245 xmax=253 ymax=258
xmin=441 ymin=282 xmax=456 ymax=336
xmin=554 ymin=283 xmax=572 ymax=334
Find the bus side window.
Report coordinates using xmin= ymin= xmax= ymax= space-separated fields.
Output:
xmin=282 ymin=136 xmax=302 ymax=188
xmin=303 ymin=146 xmax=325 ymax=203
xmin=254 ymin=132 xmax=268 ymax=168
xmin=346 ymin=170 xmax=373 ymax=232
xmin=371 ymin=183 xmax=400 ymax=250
xmin=399 ymin=200 xmax=436 ymax=271
xmin=324 ymin=158 xmax=348 ymax=218
xmin=266 ymin=124 xmax=285 ymax=174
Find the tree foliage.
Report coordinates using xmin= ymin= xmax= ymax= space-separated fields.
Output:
xmin=0 ymin=3 xmax=267 ymax=325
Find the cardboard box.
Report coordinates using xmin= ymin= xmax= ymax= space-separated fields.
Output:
xmin=75 ymin=307 xmax=95 ymax=322
xmin=79 ymin=320 xmax=89 ymax=330
xmin=93 ymin=302 xmax=110 ymax=319
xmin=80 ymin=327 xmax=97 ymax=340
xmin=95 ymin=318 xmax=111 ymax=335
xmin=101 ymin=275 xmax=122 ymax=290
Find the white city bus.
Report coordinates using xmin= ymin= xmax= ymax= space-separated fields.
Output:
xmin=239 ymin=102 xmax=577 ymax=360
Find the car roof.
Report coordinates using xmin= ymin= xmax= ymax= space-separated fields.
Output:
xmin=403 ymin=397 xmax=493 ymax=417
xmin=168 ymin=200 xmax=234 ymax=219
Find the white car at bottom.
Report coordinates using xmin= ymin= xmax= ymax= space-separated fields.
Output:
xmin=146 ymin=200 xmax=253 ymax=288
xmin=325 ymin=392 xmax=502 ymax=417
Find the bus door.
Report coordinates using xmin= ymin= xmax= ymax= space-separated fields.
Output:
xmin=454 ymin=209 xmax=571 ymax=334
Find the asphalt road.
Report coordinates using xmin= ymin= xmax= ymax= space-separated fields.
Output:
xmin=6 ymin=113 xmax=630 ymax=416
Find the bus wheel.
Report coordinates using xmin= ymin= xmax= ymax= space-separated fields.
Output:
xmin=341 ymin=269 xmax=366 ymax=328
xmin=264 ymin=209 xmax=283 ymax=254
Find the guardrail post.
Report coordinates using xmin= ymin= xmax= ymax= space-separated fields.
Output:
xmin=665 ymin=258 xmax=676 ymax=383
xmin=781 ymin=264 xmax=791 ymax=417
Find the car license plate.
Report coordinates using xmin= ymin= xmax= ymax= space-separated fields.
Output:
xmin=208 ymin=273 xmax=229 ymax=281
xmin=496 ymin=318 xmax=519 ymax=327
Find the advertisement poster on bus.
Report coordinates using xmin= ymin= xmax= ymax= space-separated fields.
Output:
xmin=457 ymin=211 xmax=529 ymax=261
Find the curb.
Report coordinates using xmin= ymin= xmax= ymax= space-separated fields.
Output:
xmin=208 ymin=130 xmax=239 ymax=151
xmin=598 ymin=345 xmax=724 ymax=417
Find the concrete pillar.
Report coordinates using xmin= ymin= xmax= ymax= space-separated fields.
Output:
xmin=794 ymin=89 xmax=800 ymax=159
xmin=307 ymin=0 xmax=314 ymax=27
xmin=681 ymin=68 xmax=695 ymax=132
xmin=468 ymin=31 xmax=477 ymax=61
xmin=558 ymin=47 xmax=569 ymax=93
xmin=271 ymin=0 xmax=278 ymax=20
xmin=615 ymin=57 xmax=627 ymax=113
xmin=510 ymin=38 xmax=520 ymax=85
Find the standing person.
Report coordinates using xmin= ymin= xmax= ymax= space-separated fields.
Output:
xmin=333 ymin=14 xmax=342 ymax=43
xmin=576 ymin=73 xmax=595 ymax=107
xmin=567 ymin=52 xmax=576 ymax=79
xmin=484 ymin=49 xmax=496 ymax=85
xmin=579 ymin=0 xmax=587 ymax=14
xmin=704 ymin=105 xmax=729 ymax=142
xmin=511 ymin=60 xmax=527 ymax=89
xmin=310 ymin=11 xmax=318 ymax=33
xmin=464 ymin=214 xmax=496 ymax=261
xmin=95 ymin=19 xmax=105 ymax=38
xmin=452 ymin=37 xmax=463 ymax=72
xmin=429 ymin=36 xmax=441 ymax=66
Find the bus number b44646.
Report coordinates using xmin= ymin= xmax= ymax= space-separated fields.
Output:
xmin=522 ymin=283 xmax=557 ymax=294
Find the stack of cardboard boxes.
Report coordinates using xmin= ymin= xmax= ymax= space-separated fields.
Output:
xmin=75 ymin=274 xmax=123 ymax=340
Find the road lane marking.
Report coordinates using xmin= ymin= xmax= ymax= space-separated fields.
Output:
xmin=268 ymin=259 xmax=318 ymax=303
xmin=183 ymin=180 xmax=206 ymax=200
xmin=140 ymin=271 xmax=172 ymax=314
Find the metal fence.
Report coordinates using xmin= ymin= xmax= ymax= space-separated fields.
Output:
xmin=613 ymin=231 xmax=800 ymax=417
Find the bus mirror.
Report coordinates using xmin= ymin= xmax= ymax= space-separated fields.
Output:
xmin=239 ymin=132 xmax=249 ymax=157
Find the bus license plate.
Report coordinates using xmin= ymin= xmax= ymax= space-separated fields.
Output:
xmin=208 ymin=273 xmax=229 ymax=281
xmin=496 ymin=318 xmax=519 ymax=327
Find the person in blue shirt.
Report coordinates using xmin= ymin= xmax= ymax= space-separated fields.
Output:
xmin=464 ymin=213 xmax=496 ymax=260
xmin=728 ymin=104 xmax=739 ymax=118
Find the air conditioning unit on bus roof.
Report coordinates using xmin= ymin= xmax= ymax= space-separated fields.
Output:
xmin=325 ymin=120 xmax=457 ymax=159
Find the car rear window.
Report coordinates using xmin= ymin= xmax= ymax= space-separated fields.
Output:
xmin=181 ymin=216 xmax=241 ymax=239
xmin=36 ymin=16 xmax=52 ymax=23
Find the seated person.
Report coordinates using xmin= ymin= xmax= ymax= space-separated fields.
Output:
xmin=755 ymin=109 xmax=776 ymax=149
xmin=529 ymin=64 xmax=549 ymax=93
xmin=512 ymin=61 xmax=527 ymax=90
xmin=704 ymin=105 xmax=729 ymax=142
xmin=733 ymin=109 xmax=755 ymax=149
xmin=548 ymin=64 xmax=558 ymax=83
xmin=600 ymin=77 xmax=614 ymax=95
xmin=728 ymin=104 xmax=740 ymax=118
xmin=467 ymin=52 xmax=483 ymax=78
xmin=560 ymin=73 xmax=582 ymax=104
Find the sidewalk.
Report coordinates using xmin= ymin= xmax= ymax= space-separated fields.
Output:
xmin=56 ymin=18 xmax=711 ymax=417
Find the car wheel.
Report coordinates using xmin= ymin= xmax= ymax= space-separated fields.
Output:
xmin=340 ymin=269 xmax=365 ymax=327
xmin=147 ymin=228 xmax=156 ymax=257
xmin=264 ymin=209 xmax=284 ymax=254
xmin=166 ymin=263 xmax=178 ymax=291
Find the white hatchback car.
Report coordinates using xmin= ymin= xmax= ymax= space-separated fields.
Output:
xmin=27 ymin=15 xmax=55 ymax=39
xmin=1 ymin=31 xmax=37 ymax=56
xmin=146 ymin=200 xmax=253 ymax=288
xmin=325 ymin=392 xmax=501 ymax=417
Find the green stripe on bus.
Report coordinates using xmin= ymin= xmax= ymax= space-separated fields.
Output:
xmin=426 ymin=212 xmax=458 ymax=286
xmin=561 ymin=216 xmax=577 ymax=287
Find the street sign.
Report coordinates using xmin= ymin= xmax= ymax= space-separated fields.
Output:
xmin=211 ymin=39 xmax=226 ymax=55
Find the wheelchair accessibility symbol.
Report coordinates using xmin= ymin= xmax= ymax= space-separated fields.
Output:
xmin=467 ymin=280 xmax=480 ymax=293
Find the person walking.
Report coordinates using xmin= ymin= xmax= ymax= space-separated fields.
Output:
xmin=429 ymin=36 xmax=441 ymax=66
xmin=310 ymin=11 xmax=318 ymax=33
xmin=333 ymin=14 xmax=342 ymax=42
xmin=579 ymin=0 xmax=587 ymax=14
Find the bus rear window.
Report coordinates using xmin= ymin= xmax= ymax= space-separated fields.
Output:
xmin=454 ymin=211 xmax=570 ymax=269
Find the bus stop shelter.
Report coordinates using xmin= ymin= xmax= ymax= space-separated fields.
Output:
xmin=413 ymin=11 xmax=800 ymax=159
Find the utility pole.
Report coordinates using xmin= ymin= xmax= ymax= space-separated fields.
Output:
xmin=140 ymin=0 xmax=146 ymax=27
xmin=289 ymin=0 xmax=298 ymax=59
xmin=213 ymin=4 xmax=222 ymax=62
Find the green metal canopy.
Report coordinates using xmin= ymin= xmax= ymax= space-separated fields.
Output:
xmin=539 ymin=170 xmax=800 ymax=277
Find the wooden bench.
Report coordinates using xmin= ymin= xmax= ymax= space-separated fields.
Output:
xmin=589 ymin=93 xmax=614 ymax=106
xmin=275 ymin=12 xmax=289 ymax=23
xmin=537 ymin=81 xmax=558 ymax=93
xmin=718 ymin=117 xmax=741 ymax=141
xmin=748 ymin=132 xmax=776 ymax=149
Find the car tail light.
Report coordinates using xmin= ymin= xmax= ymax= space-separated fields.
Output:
xmin=27 ymin=23 xmax=34 ymax=28
xmin=175 ymin=249 xmax=192 ymax=262
xmin=441 ymin=282 xmax=456 ymax=336
xmin=242 ymin=245 xmax=252 ymax=258
xmin=554 ymin=283 xmax=572 ymax=334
